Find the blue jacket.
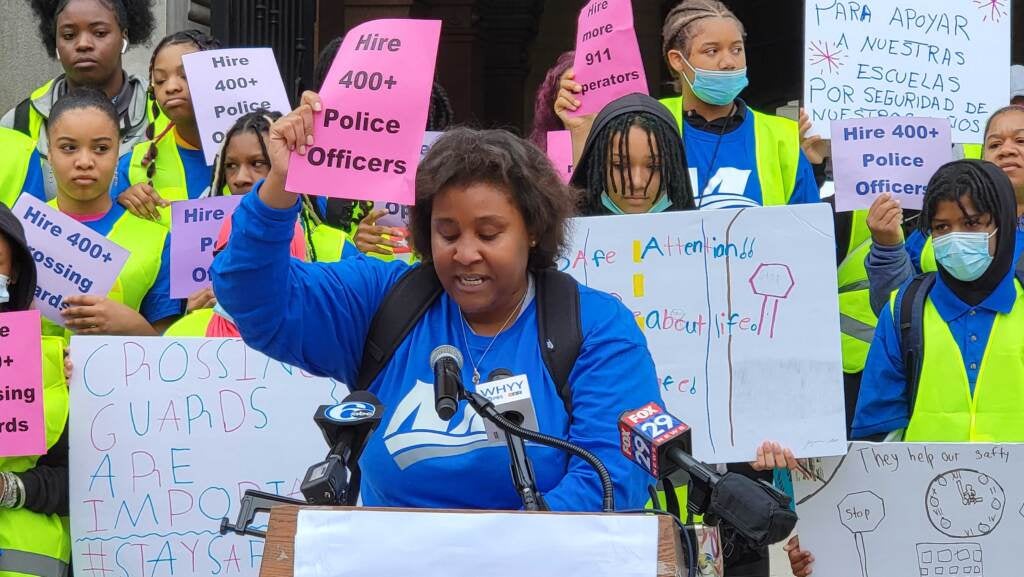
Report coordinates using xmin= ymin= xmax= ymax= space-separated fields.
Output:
xmin=212 ymin=187 xmax=662 ymax=511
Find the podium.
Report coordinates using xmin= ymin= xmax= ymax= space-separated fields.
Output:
xmin=258 ymin=505 xmax=686 ymax=577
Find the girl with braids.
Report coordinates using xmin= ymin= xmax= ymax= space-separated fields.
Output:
xmin=43 ymin=88 xmax=181 ymax=338
xmin=202 ymin=109 xmax=355 ymax=262
xmin=573 ymin=0 xmax=823 ymax=212
xmin=166 ymin=110 xmax=357 ymax=336
xmin=2 ymin=0 xmax=158 ymax=199
xmin=112 ymin=30 xmax=221 ymax=226
xmin=788 ymin=161 xmax=1024 ymax=576
xmin=865 ymin=106 xmax=1024 ymax=314
xmin=568 ymin=93 xmax=693 ymax=216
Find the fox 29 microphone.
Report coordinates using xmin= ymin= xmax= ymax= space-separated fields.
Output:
xmin=301 ymin=390 xmax=384 ymax=506
xmin=618 ymin=403 xmax=797 ymax=549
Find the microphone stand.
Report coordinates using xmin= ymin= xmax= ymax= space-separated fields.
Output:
xmin=461 ymin=389 xmax=547 ymax=511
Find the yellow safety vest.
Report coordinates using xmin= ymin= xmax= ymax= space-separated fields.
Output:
xmin=0 ymin=336 xmax=70 ymax=577
xmin=299 ymin=198 xmax=349 ymax=263
xmin=0 ymin=128 xmax=39 ymax=208
xmin=659 ymin=96 xmax=801 ymax=206
xmin=17 ymin=79 xmax=166 ymax=145
xmin=919 ymin=237 xmax=938 ymax=273
xmin=903 ymin=281 xmax=1024 ymax=442
xmin=41 ymin=202 xmax=168 ymax=339
xmin=838 ymin=210 xmax=876 ymax=373
xmin=125 ymin=127 xmax=191 ymax=228
xmin=164 ymin=307 xmax=216 ymax=337
xmin=962 ymin=143 xmax=983 ymax=159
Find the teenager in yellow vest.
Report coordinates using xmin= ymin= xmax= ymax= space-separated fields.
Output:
xmin=865 ymin=106 xmax=1024 ymax=316
xmin=112 ymin=30 xmax=221 ymax=227
xmin=788 ymin=161 xmax=1024 ymax=575
xmin=44 ymin=89 xmax=181 ymax=338
xmin=0 ymin=203 xmax=72 ymax=577
xmin=1 ymin=0 xmax=160 ymax=200
xmin=657 ymin=0 xmax=820 ymax=209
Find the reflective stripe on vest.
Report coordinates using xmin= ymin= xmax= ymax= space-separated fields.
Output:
xmin=40 ymin=202 xmax=166 ymax=338
xmin=0 ymin=549 xmax=68 ymax=577
xmin=127 ymin=126 xmax=189 ymax=228
xmin=0 ymin=128 xmax=39 ymax=208
xmin=837 ymin=212 xmax=877 ymax=373
xmin=904 ymin=281 xmax=1024 ymax=442
xmin=0 ymin=337 xmax=70 ymax=577
xmin=658 ymin=96 xmax=800 ymax=206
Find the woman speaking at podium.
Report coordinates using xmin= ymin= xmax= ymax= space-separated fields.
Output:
xmin=212 ymin=92 xmax=662 ymax=512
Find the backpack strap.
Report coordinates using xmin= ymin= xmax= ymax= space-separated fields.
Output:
xmin=355 ymin=266 xmax=584 ymax=415
xmin=535 ymin=268 xmax=583 ymax=415
xmin=896 ymin=272 xmax=936 ymax=414
xmin=355 ymin=265 xmax=443 ymax=391
xmin=12 ymin=98 xmax=32 ymax=137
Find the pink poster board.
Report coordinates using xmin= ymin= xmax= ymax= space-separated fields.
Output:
xmin=570 ymin=0 xmax=648 ymax=116
xmin=0 ymin=310 xmax=45 ymax=457
xmin=285 ymin=19 xmax=442 ymax=204
xmin=547 ymin=130 xmax=574 ymax=183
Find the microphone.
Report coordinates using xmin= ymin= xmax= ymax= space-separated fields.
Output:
xmin=301 ymin=390 xmax=384 ymax=505
xmin=430 ymin=345 xmax=462 ymax=421
xmin=478 ymin=368 xmax=540 ymax=444
xmin=618 ymin=402 xmax=797 ymax=548
xmin=480 ymin=368 xmax=547 ymax=511
xmin=461 ymin=373 xmax=616 ymax=512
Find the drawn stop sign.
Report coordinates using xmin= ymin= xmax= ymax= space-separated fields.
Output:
xmin=838 ymin=491 xmax=885 ymax=577
xmin=748 ymin=263 xmax=795 ymax=337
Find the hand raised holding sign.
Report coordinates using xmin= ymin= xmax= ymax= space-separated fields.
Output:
xmin=554 ymin=70 xmax=596 ymax=166
xmin=263 ymin=91 xmax=323 ymax=209
xmin=866 ymin=193 xmax=904 ymax=247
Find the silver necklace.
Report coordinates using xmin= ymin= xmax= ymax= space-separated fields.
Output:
xmin=459 ymin=290 xmax=528 ymax=385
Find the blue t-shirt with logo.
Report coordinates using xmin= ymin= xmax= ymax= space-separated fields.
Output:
xmin=684 ymin=104 xmax=820 ymax=210
xmin=213 ymin=188 xmax=661 ymax=511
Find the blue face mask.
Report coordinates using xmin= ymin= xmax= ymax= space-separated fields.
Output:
xmin=601 ymin=192 xmax=672 ymax=215
xmin=0 ymin=274 xmax=9 ymax=305
xmin=682 ymin=59 xmax=749 ymax=106
xmin=933 ymin=230 xmax=997 ymax=282
xmin=213 ymin=301 xmax=236 ymax=324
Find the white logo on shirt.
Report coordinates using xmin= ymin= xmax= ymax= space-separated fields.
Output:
xmin=382 ymin=380 xmax=489 ymax=469
xmin=690 ymin=167 xmax=759 ymax=210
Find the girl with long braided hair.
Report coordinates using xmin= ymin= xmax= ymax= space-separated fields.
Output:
xmin=568 ymin=93 xmax=693 ymax=216
xmin=112 ymin=30 xmax=221 ymax=226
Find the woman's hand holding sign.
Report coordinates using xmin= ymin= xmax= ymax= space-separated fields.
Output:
xmin=263 ymin=90 xmax=322 ymax=209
